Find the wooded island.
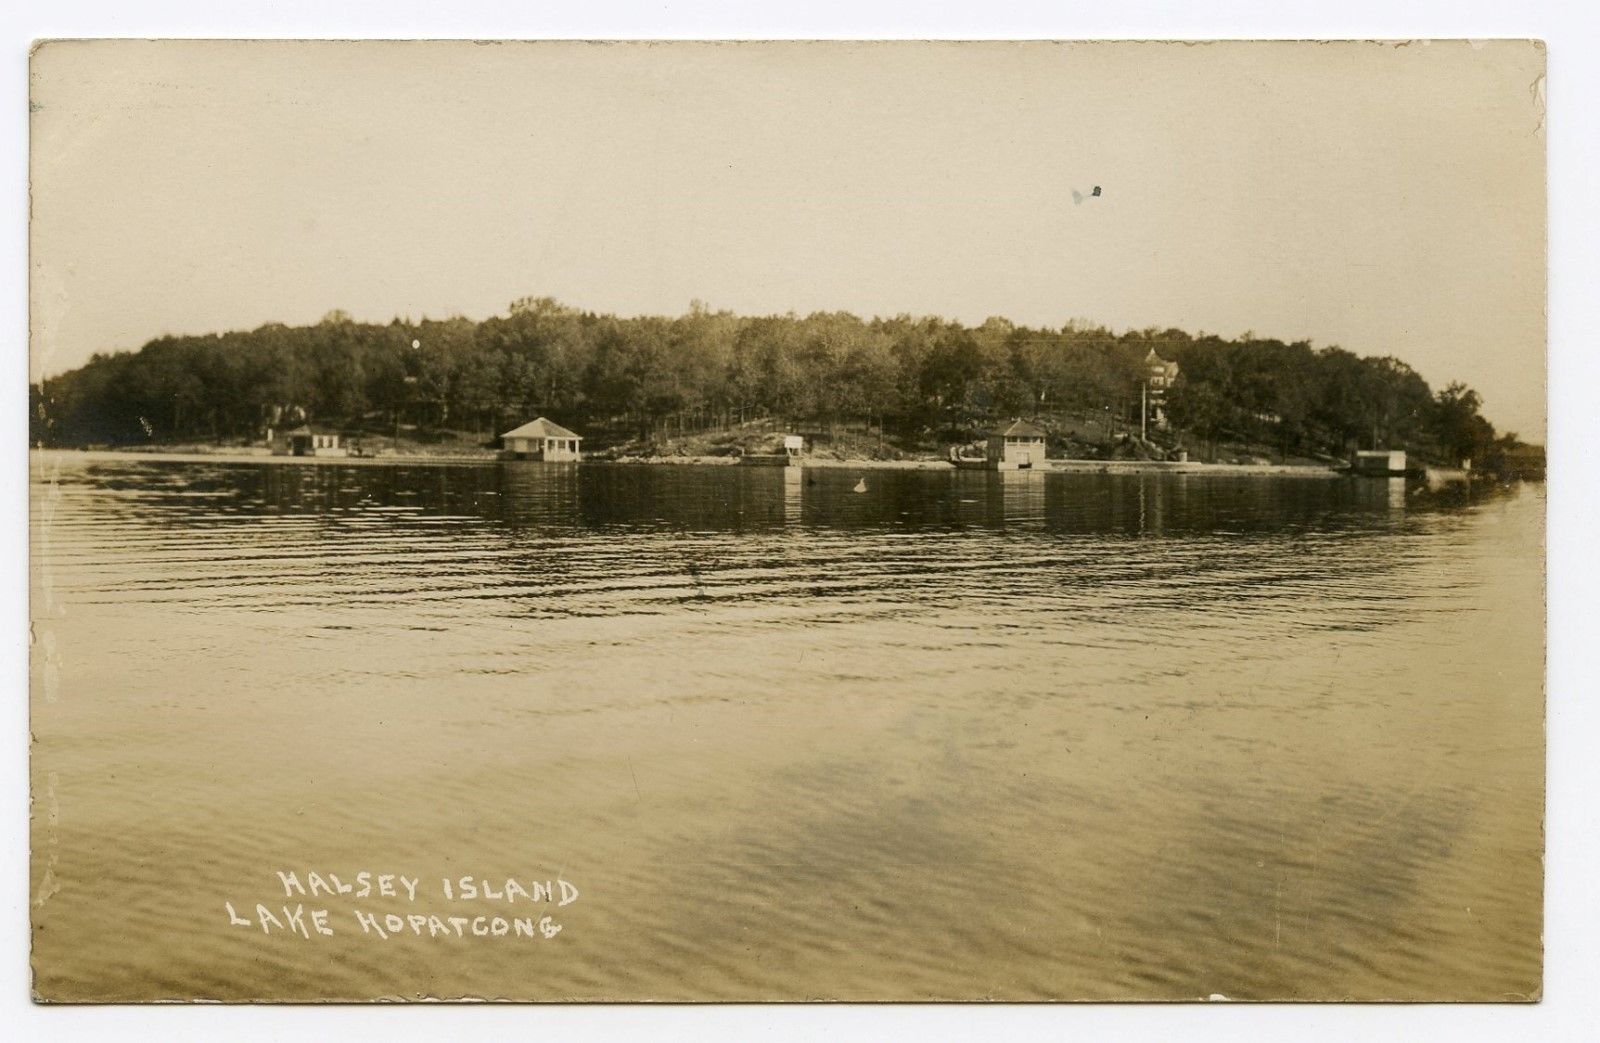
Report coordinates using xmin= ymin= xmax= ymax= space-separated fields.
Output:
xmin=30 ymin=297 xmax=1540 ymax=476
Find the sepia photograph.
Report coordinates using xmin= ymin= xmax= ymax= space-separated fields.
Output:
xmin=26 ymin=37 xmax=1549 ymax=1005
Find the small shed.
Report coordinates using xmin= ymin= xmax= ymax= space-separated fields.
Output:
xmin=1351 ymin=449 xmax=1407 ymax=476
xmin=271 ymin=424 xmax=346 ymax=457
xmin=986 ymin=420 xmax=1048 ymax=470
xmin=501 ymin=417 xmax=583 ymax=461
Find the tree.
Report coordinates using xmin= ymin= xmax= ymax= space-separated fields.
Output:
xmin=1433 ymin=382 xmax=1495 ymax=466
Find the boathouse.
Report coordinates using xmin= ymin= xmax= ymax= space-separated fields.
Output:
xmin=985 ymin=420 xmax=1049 ymax=471
xmin=500 ymin=417 xmax=583 ymax=461
xmin=270 ymin=424 xmax=347 ymax=457
xmin=1351 ymin=449 xmax=1407 ymax=476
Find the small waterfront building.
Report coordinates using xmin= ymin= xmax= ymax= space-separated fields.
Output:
xmin=270 ymin=424 xmax=347 ymax=457
xmin=1351 ymin=449 xmax=1407 ymax=476
xmin=985 ymin=420 xmax=1049 ymax=470
xmin=501 ymin=417 xmax=583 ymax=461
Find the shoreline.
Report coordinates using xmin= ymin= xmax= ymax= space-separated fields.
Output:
xmin=30 ymin=446 xmax=1343 ymax=477
xmin=1044 ymin=458 xmax=1340 ymax=478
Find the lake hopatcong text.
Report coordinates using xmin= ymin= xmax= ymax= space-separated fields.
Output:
xmin=224 ymin=870 xmax=581 ymax=941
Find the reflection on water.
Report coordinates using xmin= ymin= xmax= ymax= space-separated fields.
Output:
xmin=783 ymin=467 xmax=804 ymax=526
xmin=100 ymin=457 xmax=1421 ymax=537
xmin=29 ymin=453 xmax=1543 ymax=1001
xmin=1348 ymin=475 xmax=1410 ymax=512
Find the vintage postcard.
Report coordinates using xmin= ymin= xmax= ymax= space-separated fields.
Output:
xmin=28 ymin=39 xmax=1546 ymax=1002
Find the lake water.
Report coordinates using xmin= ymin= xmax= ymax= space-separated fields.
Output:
xmin=29 ymin=452 xmax=1544 ymax=1001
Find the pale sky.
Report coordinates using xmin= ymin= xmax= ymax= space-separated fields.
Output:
xmin=29 ymin=39 xmax=1546 ymax=439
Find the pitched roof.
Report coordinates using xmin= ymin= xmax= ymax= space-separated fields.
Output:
xmin=500 ymin=417 xmax=582 ymax=440
xmin=993 ymin=419 xmax=1048 ymax=438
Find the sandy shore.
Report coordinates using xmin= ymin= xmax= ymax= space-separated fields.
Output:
xmin=574 ymin=455 xmax=1342 ymax=476
xmin=30 ymin=448 xmax=499 ymax=467
xmin=1044 ymin=459 xmax=1340 ymax=477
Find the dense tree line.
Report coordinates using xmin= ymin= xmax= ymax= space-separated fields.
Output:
xmin=30 ymin=297 xmax=1525 ymax=466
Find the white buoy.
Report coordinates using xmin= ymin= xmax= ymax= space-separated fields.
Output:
xmin=853 ymin=477 xmax=867 ymax=493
